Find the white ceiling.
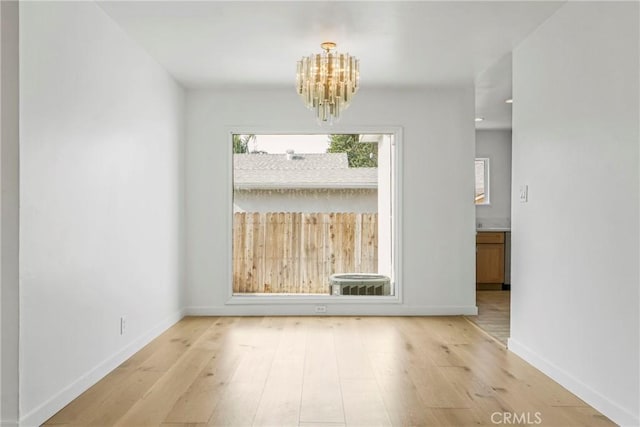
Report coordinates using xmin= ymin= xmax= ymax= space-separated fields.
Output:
xmin=98 ymin=1 xmax=565 ymax=129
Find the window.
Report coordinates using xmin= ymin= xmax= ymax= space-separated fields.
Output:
xmin=231 ymin=133 xmax=397 ymax=298
xmin=475 ymin=158 xmax=490 ymax=205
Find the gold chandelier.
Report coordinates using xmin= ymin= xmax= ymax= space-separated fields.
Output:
xmin=296 ymin=42 xmax=360 ymax=123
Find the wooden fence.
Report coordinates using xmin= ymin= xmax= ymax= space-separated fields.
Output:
xmin=233 ymin=212 xmax=378 ymax=294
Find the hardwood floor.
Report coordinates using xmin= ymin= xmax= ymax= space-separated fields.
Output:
xmin=467 ymin=290 xmax=511 ymax=345
xmin=45 ymin=316 xmax=613 ymax=427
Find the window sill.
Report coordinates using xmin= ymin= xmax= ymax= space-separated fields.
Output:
xmin=226 ymin=294 xmax=402 ymax=305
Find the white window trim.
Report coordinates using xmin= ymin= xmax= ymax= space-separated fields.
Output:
xmin=225 ymin=125 xmax=404 ymax=306
xmin=475 ymin=157 xmax=491 ymax=206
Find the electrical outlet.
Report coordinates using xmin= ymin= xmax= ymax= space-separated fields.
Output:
xmin=120 ymin=316 xmax=127 ymax=335
xmin=314 ymin=305 xmax=327 ymax=314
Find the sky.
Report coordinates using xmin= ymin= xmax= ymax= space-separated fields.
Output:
xmin=251 ymin=134 xmax=330 ymax=154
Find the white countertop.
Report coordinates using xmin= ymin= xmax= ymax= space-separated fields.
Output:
xmin=476 ymin=227 xmax=511 ymax=232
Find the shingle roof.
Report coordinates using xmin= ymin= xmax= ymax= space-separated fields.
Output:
xmin=234 ymin=153 xmax=377 ymax=189
xmin=235 ymin=152 xmax=349 ymax=170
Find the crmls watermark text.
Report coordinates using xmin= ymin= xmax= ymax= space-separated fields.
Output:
xmin=491 ymin=412 xmax=543 ymax=425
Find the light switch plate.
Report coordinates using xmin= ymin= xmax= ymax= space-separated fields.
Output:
xmin=519 ymin=185 xmax=528 ymax=203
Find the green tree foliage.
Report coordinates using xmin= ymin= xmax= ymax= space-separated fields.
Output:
xmin=327 ymin=134 xmax=377 ymax=167
xmin=233 ymin=134 xmax=256 ymax=154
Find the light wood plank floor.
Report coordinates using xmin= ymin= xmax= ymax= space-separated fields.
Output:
xmin=45 ymin=316 xmax=613 ymax=427
xmin=467 ymin=290 xmax=511 ymax=345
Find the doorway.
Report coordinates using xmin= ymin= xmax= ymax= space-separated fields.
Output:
xmin=470 ymin=130 xmax=513 ymax=345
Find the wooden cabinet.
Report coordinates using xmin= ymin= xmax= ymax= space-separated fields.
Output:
xmin=476 ymin=232 xmax=505 ymax=289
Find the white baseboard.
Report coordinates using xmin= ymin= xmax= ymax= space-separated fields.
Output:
xmin=1 ymin=420 xmax=18 ymax=427
xmin=185 ymin=304 xmax=478 ymax=316
xmin=19 ymin=309 xmax=185 ymax=427
xmin=508 ymin=338 xmax=639 ymax=427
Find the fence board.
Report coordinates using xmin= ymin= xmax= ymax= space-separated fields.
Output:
xmin=232 ymin=212 xmax=379 ymax=294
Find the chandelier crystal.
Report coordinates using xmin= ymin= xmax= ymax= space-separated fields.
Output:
xmin=296 ymin=42 xmax=360 ymax=123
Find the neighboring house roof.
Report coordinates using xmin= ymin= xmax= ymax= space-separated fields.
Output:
xmin=234 ymin=153 xmax=377 ymax=190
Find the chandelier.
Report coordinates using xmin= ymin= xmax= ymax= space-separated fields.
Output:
xmin=296 ymin=42 xmax=360 ymax=123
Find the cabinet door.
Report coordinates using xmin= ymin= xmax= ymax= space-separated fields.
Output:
xmin=476 ymin=232 xmax=505 ymax=244
xmin=476 ymin=243 xmax=505 ymax=284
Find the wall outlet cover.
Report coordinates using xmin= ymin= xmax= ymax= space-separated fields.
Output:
xmin=519 ymin=185 xmax=528 ymax=203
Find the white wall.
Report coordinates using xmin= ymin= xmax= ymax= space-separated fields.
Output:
xmin=475 ymin=129 xmax=512 ymax=228
xmin=233 ymin=189 xmax=377 ymax=213
xmin=510 ymin=3 xmax=639 ymax=426
xmin=186 ymin=87 xmax=476 ymax=315
xmin=19 ymin=3 xmax=185 ymax=425
xmin=0 ymin=2 xmax=20 ymax=425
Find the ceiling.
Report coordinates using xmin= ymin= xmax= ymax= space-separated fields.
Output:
xmin=98 ymin=1 xmax=565 ymax=129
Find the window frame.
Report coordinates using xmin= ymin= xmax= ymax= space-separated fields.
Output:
xmin=225 ymin=126 xmax=403 ymax=306
xmin=475 ymin=157 xmax=491 ymax=206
